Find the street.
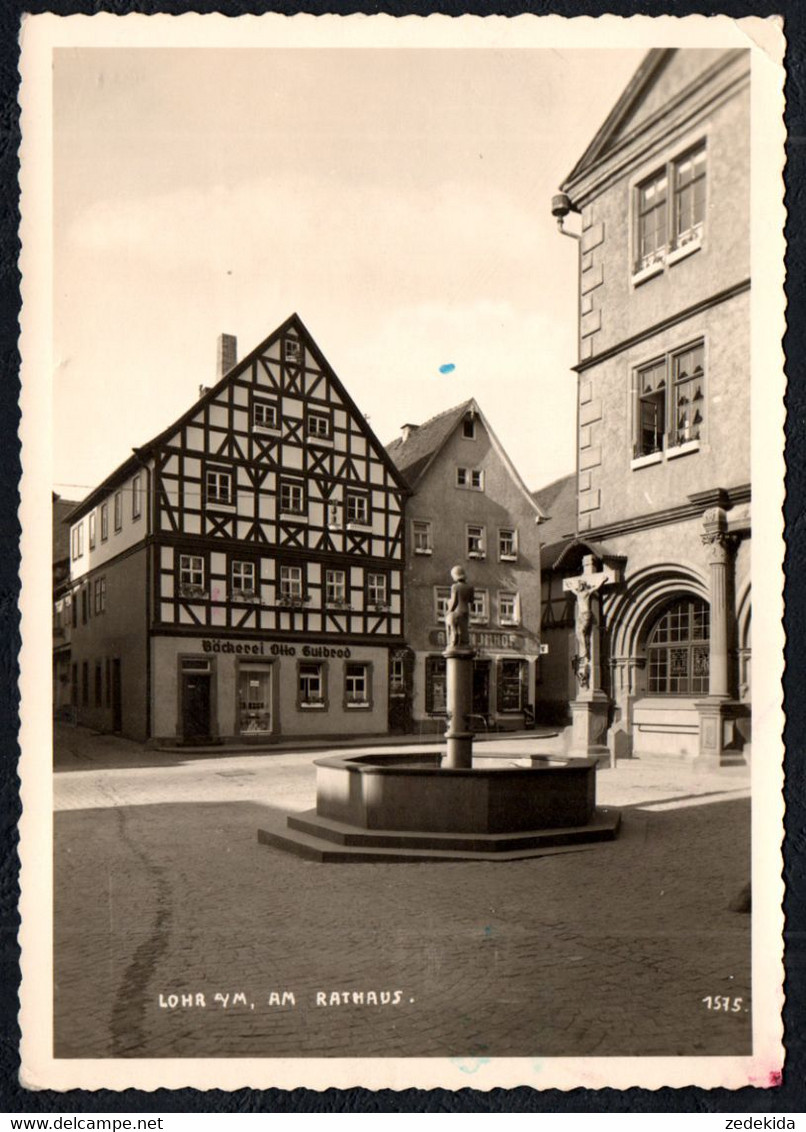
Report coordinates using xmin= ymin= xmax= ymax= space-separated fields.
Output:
xmin=54 ymin=725 xmax=752 ymax=1061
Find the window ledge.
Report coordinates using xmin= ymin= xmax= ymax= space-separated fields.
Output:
xmin=254 ymin=425 xmax=282 ymax=436
xmin=499 ymin=554 xmax=518 ymax=563
xmin=667 ymin=235 xmax=702 ymax=266
xmin=666 ymin=439 xmax=700 ymax=460
xmin=467 ymin=552 xmax=485 ymax=560
xmin=500 ymin=620 xmax=520 ymax=628
xmin=346 ymin=702 xmax=371 ymax=710
xmin=346 ymin=521 xmax=371 ymax=530
xmin=308 ymin=436 xmax=333 ymax=448
xmin=300 ymin=702 xmax=326 ymax=710
xmin=279 ymin=512 xmax=309 ymax=523
xmin=630 ymin=451 xmax=663 ymax=470
xmin=207 ymin=502 xmax=236 ymax=512
xmin=631 ymin=259 xmax=665 ymax=287
xmin=414 ymin=548 xmax=433 ymax=556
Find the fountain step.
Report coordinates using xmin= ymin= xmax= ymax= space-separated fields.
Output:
xmin=257 ymin=808 xmax=621 ymax=862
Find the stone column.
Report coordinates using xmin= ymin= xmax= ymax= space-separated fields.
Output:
xmin=696 ymin=507 xmax=739 ymax=766
xmin=443 ymin=645 xmax=475 ymax=768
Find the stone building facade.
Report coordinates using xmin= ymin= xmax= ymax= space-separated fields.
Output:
xmin=542 ymin=48 xmax=751 ymax=763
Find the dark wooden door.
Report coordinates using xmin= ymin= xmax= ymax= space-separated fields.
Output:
xmin=472 ymin=660 xmax=491 ymax=718
xmin=182 ymin=673 xmax=211 ymax=740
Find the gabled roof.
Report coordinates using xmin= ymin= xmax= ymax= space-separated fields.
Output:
xmin=532 ymin=472 xmax=577 ymax=549
xmin=67 ymin=313 xmax=410 ymax=522
xmin=386 ymin=398 xmax=545 ymax=520
xmin=562 ymin=49 xmax=673 ymax=188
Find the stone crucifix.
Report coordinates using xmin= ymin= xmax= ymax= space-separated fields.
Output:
xmin=563 ymin=554 xmax=616 ymax=696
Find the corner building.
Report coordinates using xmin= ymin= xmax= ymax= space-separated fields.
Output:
xmin=64 ymin=315 xmax=408 ymax=744
xmin=545 ymin=49 xmax=751 ymax=763
xmin=386 ymin=400 xmax=544 ymax=734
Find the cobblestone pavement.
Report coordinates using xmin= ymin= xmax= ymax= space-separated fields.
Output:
xmin=53 ymin=725 xmax=752 ymax=1060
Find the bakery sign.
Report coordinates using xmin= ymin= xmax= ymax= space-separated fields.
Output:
xmin=428 ymin=629 xmax=524 ymax=651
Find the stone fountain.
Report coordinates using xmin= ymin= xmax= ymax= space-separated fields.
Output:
xmin=258 ymin=567 xmax=620 ymax=861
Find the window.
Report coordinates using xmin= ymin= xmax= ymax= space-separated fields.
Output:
xmin=470 ymin=589 xmax=488 ymax=624
xmin=71 ymin=524 xmax=83 ymax=561
xmin=71 ymin=664 xmax=78 ymax=708
xmin=114 ymin=491 xmax=123 ymax=532
xmin=499 ymin=528 xmax=518 ymax=560
xmin=498 ymin=659 xmax=528 ymax=712
xmin=81 ymin=587 xmax=88 ymax=624
xmin=325 ymin=569 xmax=347 ymax=605
xmin=647 ymin=597 xmax=710 ymax=695
xmin=435 ymin=586 xmax=452 ymax=623
xmin=456 ymin=467 xmax=484 ymax=491
xmin=327 ymin=502 xmax=342 ymax=530
xmin=132 ymin=475 xmax=142 ymax=520
xmin=71 ymin=593 xmax=77 ymax=629
xmin=499 ymin=591 xmax=519 ymax=626
xmin=89 ymin=513 xmax=96 ymax=550
xmin=412 ymin=520 xmax=433 ymax=555
xmin=94 ymin=663 xmax=102 ymax=707
xmin=279 ymin=564 xmax=304 ymax=603
xmin=425 ymin=656 xmax=447 ymax=714
xmin=307 ymin=411 xmax=331 ymax=440
xmin=346 ymin=492 xmax=369 ymax=526
xmin=179 ymin=554 xmax=206 ymax=598
xmin=279 ymin=479 xmax=305 ymax=516
xmin=101 ymin=503 xmax=109 ymax=541
xmin=105 ymin=659 xmax=111 ymax=707
xmin=284 ymin=337 xmax=302 ymax=363
xmin=344 ymin=662 xmax=371 ymax=708
xmin=253 ymin=399 xmax=279 ymax=431
xmin=634 ymin=342 xmax=705 ymax=461
xmin=298 ymin=661 xmax=325 ymax=708
xmin=366 ymin=572 xmax=388 ymax=608
xmin=94 ymin=577 xmax=106 ymax=615
xmin=466 ymin=525 xmax=485 ymax=559
xmin=634 ymin=143 xmax=706 ymax=277
xmin=231 ymin=560 xmax=257 ymax=599
xmin=82 ymin=662 xmax=89 ymax=707
xmin=389 ymin=655 xmax=406 ymax=695
xmin=206 ymin=468 xmax=232 ymax=507
xmin=462 ymin=416 xmax=476 ymax=439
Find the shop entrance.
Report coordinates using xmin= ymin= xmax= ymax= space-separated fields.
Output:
xmin=181 ymin=660 xmax=212 ymax=741
xmin=472 ymin=660 xmax=492 ymax=720
xmin=238 ymin=665 xmax=273 ymax=736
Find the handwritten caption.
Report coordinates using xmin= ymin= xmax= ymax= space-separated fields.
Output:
xmin=158 ymin=989 xmax=412 ymax=1010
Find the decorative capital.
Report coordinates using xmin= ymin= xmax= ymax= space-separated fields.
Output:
xmin=701 ymin=530 xmax=738 ymax=563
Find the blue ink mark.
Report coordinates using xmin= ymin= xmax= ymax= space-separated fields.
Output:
xmin=483 ymin=925 xmax=493 ymax=940
xmin=439 ymin=363 xmax=456 ymax=374
xmin=451 ymin=1056 xmax=492 ymax=1075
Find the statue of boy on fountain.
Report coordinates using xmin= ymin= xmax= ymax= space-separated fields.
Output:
xmin=445 ymin=565 xmax=475 ymax=649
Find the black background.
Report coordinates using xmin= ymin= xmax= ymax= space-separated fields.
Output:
xmin=1 ymin=0 xmax=802 ymax=1115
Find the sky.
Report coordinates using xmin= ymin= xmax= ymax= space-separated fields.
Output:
xmin=52 ymin=46 xmax=646 ymax=500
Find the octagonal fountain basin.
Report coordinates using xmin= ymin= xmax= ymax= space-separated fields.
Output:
xmin=258 ymin=751 xmax=620 ymax=862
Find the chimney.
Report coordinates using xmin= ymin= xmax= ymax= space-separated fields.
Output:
xmin=400 ymin=423 xmax=420 ymax=443
xmin=217 ymin=333 xmax=238 ymax=380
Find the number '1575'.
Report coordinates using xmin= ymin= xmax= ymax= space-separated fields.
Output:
xmin=702 ymin=996 xmax=745 ymax=1012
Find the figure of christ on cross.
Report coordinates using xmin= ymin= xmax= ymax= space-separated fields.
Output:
xmin=563 ymin=554 xmax=614 ymax=690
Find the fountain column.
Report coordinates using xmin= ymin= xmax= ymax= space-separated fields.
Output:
xmin=442 ymin=565 xmax=476 ymax=769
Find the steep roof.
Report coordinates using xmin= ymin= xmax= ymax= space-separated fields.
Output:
xmin=386 ymin=398 xmax=545 ymax=520
xmin=66 ymin=313 xmax=410 ymax=522
xmin=532 ymin=472 xmax=577 ymax=552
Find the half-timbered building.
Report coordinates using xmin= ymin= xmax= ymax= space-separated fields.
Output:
xmin=62 ymin=314 xmax=409 ymax=744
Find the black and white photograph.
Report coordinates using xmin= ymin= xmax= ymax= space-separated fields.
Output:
xmin=18 ymin=13 xmax=786 ymax=1093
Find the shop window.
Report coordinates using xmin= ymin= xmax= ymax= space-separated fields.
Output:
xmin=114 ymin=491 xmax=123 ymax=532
xmin=633 ymin=142 xmax=706 ymax=280
xmin=456 ymin=467 xmax=484 ymax=491
xmin=298 ymin=661 xmax=326 ymax=709
xmin=231 ymin=560 xmax=257 ymax=600
xmin=499 ymin=591 xmax=520 ymax=626
xmin=412 ymin=520 xmax=433 ymax=555
xmin=497 ymin=659 xmax=528 ymax=712
xmin=466 ymin=525 xmax=485 ymax=560
xmin=178 ymin=554 xmax=207 ymax=599
xmin=646 ymin=597 xmax=710 ymax=695
xmin=344 ymin=662 xmax=372 ymax=709
xmin=346 ymin=491 xmax=370 ymax=526
xmin=132 ymin=475 xmax=142 ymax=520
xmin=366 ymin=572 xmax=388 ymax=610
xmin=279 ymin=479 xmax=306 ymax=517
xmin=499 ymin=528 xmax=518 ymax=561
xmin=239 ymin=665 xmax=272 ymax=734
xmin=425 ymin=656 xmax=447 ymax=715
xmin=633 ymin=342 xmax=704 ymax=463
